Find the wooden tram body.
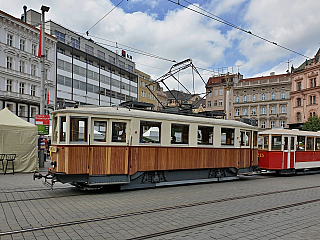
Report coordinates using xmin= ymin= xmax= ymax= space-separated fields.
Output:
xmin=258 ymin=129 xmax=320 ymax=173
xmin=46 ymin=106 xmax=258 ymax=189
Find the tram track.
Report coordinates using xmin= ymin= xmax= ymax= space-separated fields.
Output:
xmin=1 ymin=184 xmax=320 ymax=236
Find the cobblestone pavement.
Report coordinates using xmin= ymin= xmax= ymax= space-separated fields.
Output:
xmin=1 ymin=167 xmax=320 ymax=239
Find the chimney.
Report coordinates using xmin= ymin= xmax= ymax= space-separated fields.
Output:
xmin=270 ymin=72 xmax=275 ymax=76
xmin=23 ymin=5 xmax=27 ymax=23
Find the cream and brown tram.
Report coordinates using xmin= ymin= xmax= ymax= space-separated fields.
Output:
xmin=37 ymin=106 xmax=258 ymax=189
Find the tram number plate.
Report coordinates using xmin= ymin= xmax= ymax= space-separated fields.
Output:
xmin=258 ymin=153 xmax=265 ymax=158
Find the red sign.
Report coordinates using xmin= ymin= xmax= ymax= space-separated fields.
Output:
xmin=35 ymin=114 xmax=50 ymax=125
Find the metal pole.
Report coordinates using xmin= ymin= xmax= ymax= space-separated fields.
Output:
xmin=39 ymin=5 xmax=50 ymax=168
xmin=226 ymin=87 xmax=230 ymax=119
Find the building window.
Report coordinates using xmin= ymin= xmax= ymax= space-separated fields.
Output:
xmin=119 ymin=61 xmax=125 ymax=69
xmin=297 ymin=112 xmax=301 ymax=123
xmin=20 ymin=39 xmax=25 ymax=51
xmin=262 ymin=94 xmax=265 ymax=101
xmin=57 ymin=47 xmax=65 ymax=54
xmin=235 ymin=109 xmax=239 ymax=116
xmin=280 ymin=106 xmax=285 ymax=113
xmin=97 ymin=50 xmax=105 ymax=60
xmin=271 ymin=106 xmax=275 ymax=114
xmin=261 ymin=107 xmax=266 ymax=115
xmin=198 ymin=126 xmax=213 ymax=145
xmin=85 ymin=44 xmax=94 ymax=55
xmin=171 ymin=123 xmax=189 ymax=144
xmin=208 ymin=101 xmax=211 ymax=107
xmin=271 ymin=93 xmax=275 ymax=100
xmin=7 ymin=34 xmax=13 ymax=46
xmin=310 ymin=95 xmax=316 ymax=105
xmin=271 ymin=121 xmax=275 ymax=128
xmin=214 ymin=89 xmax=218 ymax=96
xmin=19 ymin=82 xmax=25 ymax=94
xmin=7 ymin=79 xmax=12 ymax=92
xmin=252 ymin=94 xmax=256 ymax=102
xmin=31 ymin=64 xmax=36 ymax=76
xmin=214 ymin=100 xmax=217 ymax=106
xmin=7 ymin=57 xmax=13 ymax=69
xmin=261 ymin=121 xmax=266 ymax=129
xmin=128 ymin=65 xmax=133 ymax=72
xmin=141 ymin=90 xmax=146 ymax=98
xmin=71 ymin=38 xmax=80 ymax=49
xmin=297 ymin=98 xmax=301 ymax=107
xmin=219 ymin=100 xmax=223 ymax=106
xmin=45 ymin=50 xmax=48 ymax=60
xmin=281 ymin=92 xmax=285 ymax=99
xmin=219 ymin=89 xmax=223 ymax=95
xmin=221 ymin=128 xmax=234 ymax=145
xmin=243 ymin=108 xmax=247 ymax=116
xmin=297 ymin=82 xmax=301 ymax=91
xmin=32 ymin=44 xmax=37 ymax=55
xmin=20 ymin=61 xmax=25 ymax=73
xmin=45 ymin=69 xmax=48 ymax=80
xmin=109 ymin=55 xmax=115 ymax=64
xmin=55 ymin=31 xmax=65 ymax=42
xmin=31 ymin=85 xmax=36 ymax=96
xmin=236 ymin=96 xmax=239 ymax=103
xmin=244 ymin=95 xmax=247 ymax=102
xmin=208 ymin=91 xmax=212 ymax=97
xmin=281 ymin=121 xmax=286 ymax=128
xmin=310 ymin=78 xmax=316 ymax=88
xmin=252 ymin=108 xmax=256 ymax=115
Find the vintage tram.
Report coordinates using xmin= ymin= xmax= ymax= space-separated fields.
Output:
xmin=258 ymin=129 xmax=320 ymax=174
xmin=36 ymin=106 xmax=258 ymax=189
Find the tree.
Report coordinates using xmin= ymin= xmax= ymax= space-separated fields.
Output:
xmin=302 ymin=115 xmax=320 ymax=131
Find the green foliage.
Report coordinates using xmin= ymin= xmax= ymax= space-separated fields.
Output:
xmin=302 ymin=115 xmax=320 ymax=132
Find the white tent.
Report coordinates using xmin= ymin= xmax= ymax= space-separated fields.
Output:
xmin=0 ymin=108 xmax=38 ymax=173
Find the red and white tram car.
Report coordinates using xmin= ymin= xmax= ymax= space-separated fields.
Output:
xmin=258 ymin=129 xmax=320 ymax=173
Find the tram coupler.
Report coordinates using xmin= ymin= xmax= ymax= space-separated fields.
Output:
xmin=33 ymin=170 xmax=56 ymax=190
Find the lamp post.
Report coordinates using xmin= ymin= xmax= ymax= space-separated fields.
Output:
xmin=39 ymin=5 xmax=49 ymax=168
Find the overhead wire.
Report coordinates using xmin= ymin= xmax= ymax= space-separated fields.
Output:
xmin=169 ymin=0 xmax=311 ymax=59
xmin=86 ymin=0 xmax=126 ymax=35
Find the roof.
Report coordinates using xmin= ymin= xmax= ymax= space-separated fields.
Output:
xmin=239 ymin=73 xmax=289 ymax=82
xmin=0 ymin=10 xmax=57 ymax=41
xmin=165 ymin=90 xmax=198 ymax=101
xmin=292 ymin=48 xmax=320 ymax=73
xmin=0 ymin=108 xmax=37 ymax=129
xmin=259 ymin=128 xmax=320 ymax=137
xmin=53 ymin=106 xmax=257 ymax=130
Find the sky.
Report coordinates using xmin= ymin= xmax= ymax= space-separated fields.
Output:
xmin=1 ymin=0 xmax=320 ymax=95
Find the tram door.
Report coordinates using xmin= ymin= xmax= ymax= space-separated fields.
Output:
xmin=283 ymin=136 xmax=295 ymax=169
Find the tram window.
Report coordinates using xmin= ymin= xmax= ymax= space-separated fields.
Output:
xmin=306 ymin=137 xmax=314 ymax=150
xmin=140 ymin=121 xmax=161 ymax=144
xmin=253 ymin=132 xmax=258 ymax=147
xmin=93 ymin=121 xmax=107 ymax=142
xmin=60 ymin=116 xmax=66 ymax=142
xmin=271 ymin=135 xmax=281 ymax=150
xmin=316 ymin=138 xmax=320 ymax=150
xmin=262 ymin=136 xmax=269 ymax=150
xmin=221 ymin=128 xmax=234 ymax=146
xmin=171 ymin=123 xmax=189 ymax=144
xmin=70 ymin=117 xmax=87 ymax=142
xmin=112 ymin=122 xmax=126 ymax=142
xmin=291 ymin=137 xmax=295 ymax=150
xmin=240 ymin=131 xmax=249 ymax=146
xmin=198 ymin=126 xmax=213 ymax=145
xmin=52 ymin=117 xmax=58 ymax=142
xmin=284 ymin=137 xmax=288 ymax=150
xmin=297 ymin=136 xmax=305 ymax=151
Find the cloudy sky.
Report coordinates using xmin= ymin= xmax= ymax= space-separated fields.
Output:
xmin=2 ymin=0 xmax=320 ymax=94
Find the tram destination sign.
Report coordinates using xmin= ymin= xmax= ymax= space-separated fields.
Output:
xmin=35 ymin=114 xmax=50 ymax=135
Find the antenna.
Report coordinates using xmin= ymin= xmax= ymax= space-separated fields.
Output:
xmin=284 ymin=59 xmax=292 ymax=73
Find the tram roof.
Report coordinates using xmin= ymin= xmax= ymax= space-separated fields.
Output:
xmin=259 ymin=128 xmax=320 ymax=137
xmin=52 ymin=106 xmax=257 ymax=130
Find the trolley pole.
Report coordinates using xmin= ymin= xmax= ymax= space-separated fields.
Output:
xmin=39 ymin=5 xmax=50 ymax=168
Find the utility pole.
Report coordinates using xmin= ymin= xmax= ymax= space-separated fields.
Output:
xmin=225 ymin=73 xmax=232 ymax=120
xmin=39 ymin=5 xmax=50 ymax=168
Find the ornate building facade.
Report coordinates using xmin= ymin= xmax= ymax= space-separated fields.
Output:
xmin=136 ymin=69 xmax=157 ymax=109
xmin=233 ymin=73 xmax=291 ymax=130
xmin=290 ymin=49 xmax=320 ymax=127
xmin=0 ymin=10 xmax=56 ymax=123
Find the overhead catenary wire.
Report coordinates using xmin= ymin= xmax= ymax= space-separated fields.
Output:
xmin=169 ymin=0 xmax=311 ymax=59
xmin=86 ymin=0 xmax=126 ymax=36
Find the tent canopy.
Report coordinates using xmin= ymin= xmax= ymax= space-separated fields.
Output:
xmin=0 ymin=108 xmax=38 ymax=173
